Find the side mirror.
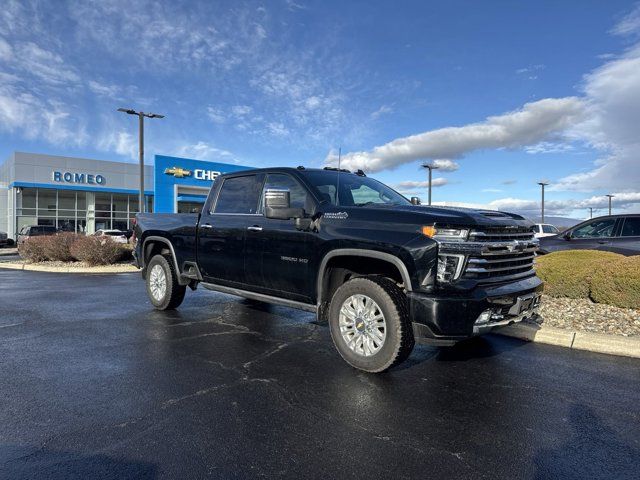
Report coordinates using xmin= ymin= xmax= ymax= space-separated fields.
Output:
xmin=411 ymin=197 xmax=421 ymax=205
xmin=563 ymin=231 xmax=572 ymax=240
xmin=264 ymin=189 xmax=304 ymax=220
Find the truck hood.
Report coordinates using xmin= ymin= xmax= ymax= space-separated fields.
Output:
xmin=341 ymin=204 xmax=533 ymax=228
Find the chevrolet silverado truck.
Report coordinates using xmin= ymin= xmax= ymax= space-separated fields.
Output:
xmin=134 ymin=167 xmax=542 ymax=372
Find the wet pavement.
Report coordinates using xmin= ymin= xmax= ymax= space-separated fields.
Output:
xmin=0 ymin=269 xmax=639 ymax=479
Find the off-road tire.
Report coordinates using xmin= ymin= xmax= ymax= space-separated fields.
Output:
xmin=328 ymin=276 xmax=415 ymax=372
xmin=146 ymin=254 xmax=186 ymax=310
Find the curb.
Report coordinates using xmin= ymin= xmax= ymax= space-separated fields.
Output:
xmin=0 ymin=261 xmax=137 ymax=274
xmin=496 ymin=322 xmax=640 ymax=359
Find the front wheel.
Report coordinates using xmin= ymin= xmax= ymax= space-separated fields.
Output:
xmin=328 ymin=276 xmax=415 ymax=373
xmin=146 ymin=255 xmax=186 ymax=310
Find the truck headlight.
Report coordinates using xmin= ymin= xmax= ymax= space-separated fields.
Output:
xmin=437 ymin=254 xmax=465 ymax=283
xmin=421 ymin=226 xmax=469 ymax=242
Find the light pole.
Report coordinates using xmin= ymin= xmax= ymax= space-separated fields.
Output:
xmin=118 ymin=108 xmax=165 ymax=213
xmin=537 ymin=182 xmax=549 ymax=223
xmin=589 ymin=207 xmax=593 ymax=219
xmin=605 ymin=194 xmax=615 ymax=216
xmin=421 ymin=163 xmax=440 ymax=206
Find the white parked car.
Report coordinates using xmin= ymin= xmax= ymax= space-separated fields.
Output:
xmin=93 ymin=229 xmax=128 ymax=244
xmin=532 ymin=223 xmax=561 ymax=238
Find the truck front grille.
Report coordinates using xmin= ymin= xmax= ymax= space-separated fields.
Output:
xmin=461 ymin=227 xmax=537 ymax=281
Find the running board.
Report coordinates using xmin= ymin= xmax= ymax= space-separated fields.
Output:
xmin=201 ymin=283 xmax=317 ymax=313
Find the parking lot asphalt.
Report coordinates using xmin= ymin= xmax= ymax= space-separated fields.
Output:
xmin=1 ymin=270 xmax=639 ymax=479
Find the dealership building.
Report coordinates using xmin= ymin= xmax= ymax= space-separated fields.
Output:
xmin=0 ymin=152 xmax=249 ymax=239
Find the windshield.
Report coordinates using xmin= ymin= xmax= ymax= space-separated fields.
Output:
xmin=302 ymin=171 xmax=410 ymax=207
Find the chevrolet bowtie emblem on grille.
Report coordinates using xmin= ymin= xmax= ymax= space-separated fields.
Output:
xmin=164 ymin=167 xmax=192 ymax=178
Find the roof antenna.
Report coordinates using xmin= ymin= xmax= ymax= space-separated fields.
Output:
xmin=336 ymin=147 xmax=341 ymax=207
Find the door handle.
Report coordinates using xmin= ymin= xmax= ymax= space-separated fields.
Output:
xmin=597 ymin=240 xmax=608 ymax=244
xmin=247 ymin=226 xmax=263 ymax=232
xmin=201 ymin=223 xmax=213 ymax=229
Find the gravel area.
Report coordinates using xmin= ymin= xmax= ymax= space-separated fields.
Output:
xmin=532 ymin=296 xmax=640 ymax=337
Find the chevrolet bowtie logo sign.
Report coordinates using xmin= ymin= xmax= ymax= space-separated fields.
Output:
xmin=164 ymin=167 xmax=192 ymax=178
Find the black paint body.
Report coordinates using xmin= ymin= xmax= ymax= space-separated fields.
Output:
xmin=134 ymin=168 xmax=543 ymax=341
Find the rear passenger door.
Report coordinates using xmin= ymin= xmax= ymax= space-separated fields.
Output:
xmin=197 ymin=174 xmax=263 ymax=286
xmin=609 ymin=217 xmax=640 ymax=256
xmin=244 ymin=173 xmax=315 ymax=302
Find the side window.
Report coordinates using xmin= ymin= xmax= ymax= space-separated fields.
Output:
xmin=262 ymin=174 xmax=307 ymax=210
xmin=214 ymin=175 xmax=260 ymax=214
xmin=542 ymin=225 xmax=558 ymax=234
xmin=350 ymin=184 xmax=382 ymax=205
xmin=621 ymin=217 xmax=640 ymax=237
xmin=572 ymin=218 xmax=616 ymax=238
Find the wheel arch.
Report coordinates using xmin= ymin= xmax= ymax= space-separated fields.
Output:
xmin=141 ymin=236 xmax=187 ymax=285
xmin=316 ymin=249 xmax=412 ymax=307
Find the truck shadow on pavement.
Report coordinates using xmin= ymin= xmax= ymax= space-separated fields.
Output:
xmin=1 ymin=445 xmax=157 ymax=479
xmin=533 ymin=404 xmax=640 ymax=480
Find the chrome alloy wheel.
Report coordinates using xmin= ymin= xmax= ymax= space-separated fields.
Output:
xmin=339 ymin=294 xmax=386 ymax=357
xmin=149 ymin=264 xmax=167 ymax=302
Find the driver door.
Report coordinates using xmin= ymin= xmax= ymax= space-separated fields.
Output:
xmin=568 ymin=218 xmax=620 ymax=251
xmin=244 ymin=173 xmax=315 ymax=302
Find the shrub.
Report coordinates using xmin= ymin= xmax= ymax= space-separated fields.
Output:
xmin=535 ymin=250 xmax=621 ymax=299
xmin=42 ymin=232 xmax=78 ymax=261
xmin=535 ymin=250 xmax=640 ymax=309
xmin=70 ymin=236 xmax=127 ymax=266
xmin=590 ymin=256 xmax=640 ymax=309
xmin=18 ymin=236 xmax=49 ymax=263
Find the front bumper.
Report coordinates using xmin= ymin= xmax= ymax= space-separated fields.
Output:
xmin=408 ymin=275 xmax=543 ymax=345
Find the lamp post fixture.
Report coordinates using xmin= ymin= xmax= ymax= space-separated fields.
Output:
xmin=421 ymin=163 xmax=440 ymax=206
xmin=117 ymin=108 xmax=165 ymax=213
xmin=537 ymin=182 xmax=549 ymax=223
xmin=605 ymin=194 xmax=615 ymax=216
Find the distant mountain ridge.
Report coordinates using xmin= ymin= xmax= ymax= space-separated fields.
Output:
xmin=521 ymin=215 xmax=583 ymax=228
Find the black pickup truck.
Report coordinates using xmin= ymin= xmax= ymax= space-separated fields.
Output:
xmin=134 ymin=167 xmax=542 ymax=372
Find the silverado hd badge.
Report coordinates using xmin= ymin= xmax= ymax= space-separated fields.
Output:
xmin=323 ymin=211 xmax=348 ymax=220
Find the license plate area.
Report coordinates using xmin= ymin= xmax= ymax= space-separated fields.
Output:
xmin=508 ymin=293 xmax=541 ymax=316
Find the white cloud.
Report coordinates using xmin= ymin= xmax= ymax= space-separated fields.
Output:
xmin=525 ymin=141 xmax=575 ymax=154
xmin=97 ymin=130 xmax=137 ymax=159
xmin=88 ymin=80 xmax=121 ymax=99
xmin=174 ymin=141 xmax=236 ymax=162
xmin=552 ymin=46 xmax=640 ymax=190
xmin=428 ymin=159 xmax=459 ymax=172
xmin=231 ymin=105 xmax=253 ymax=117
xmin=0 ymin=84 xmax=86 ymax=147
xmin=482 ymin=188 xmax=502 ymax=193
xmin=329 ymin=97 xmax=585 ymax=173
xmin=486 ymin=191 xmax=640 ymax=215
xmin=371 ymin=105 xmax=393 ymax=119
xmin=207 ymin=106 xmax=226 ymax=124
xmin=15 ymin=42 xmax=80 ymax=85
xmin=267 ymin=122 xmax=289 ymax=137
xmin=395 ymin=178 xmax=448 ymax=189
xmin=611 ymin=5 xmax=640 ymax=36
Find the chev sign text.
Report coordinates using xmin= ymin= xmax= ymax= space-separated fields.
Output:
xmin=53 ymin=171 xmax=106 ymax=185
xmin=194 ymin=169 xmax=221 ymax=181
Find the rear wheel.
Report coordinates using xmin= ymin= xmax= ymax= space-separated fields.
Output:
xmin=146 ymin=255 xmax=186 ymax=310
xmin=328 ymin=276 xmax=414 ymax=373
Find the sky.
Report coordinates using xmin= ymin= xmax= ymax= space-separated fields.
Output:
xmin=1 ymin=0 xmax=640 ymax=219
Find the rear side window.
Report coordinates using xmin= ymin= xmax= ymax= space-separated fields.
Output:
xmin=542 ymin=225 xmax=559 ymax=234
xmin=621 ymin=217 xmax=640 ymax=237
xmin=214 ymin=175 xmax=261 ymax=214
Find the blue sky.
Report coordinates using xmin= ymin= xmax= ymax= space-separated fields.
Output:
xmin=1 ymin=0 xmax=640 ymax=218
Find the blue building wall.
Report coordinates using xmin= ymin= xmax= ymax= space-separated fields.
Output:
xmin=154 ymin=155 xmax=251 ymax=213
